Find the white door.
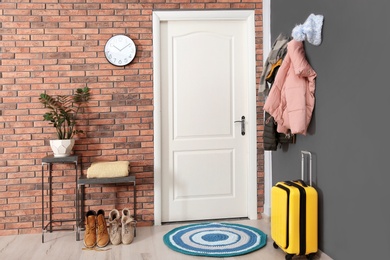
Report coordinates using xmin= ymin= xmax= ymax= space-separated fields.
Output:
xmin=154 ymin=11 xmax=257 ymax=223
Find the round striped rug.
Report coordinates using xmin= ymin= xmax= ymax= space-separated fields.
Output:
xmin=163 ymin=222 xmax=267 ymax=257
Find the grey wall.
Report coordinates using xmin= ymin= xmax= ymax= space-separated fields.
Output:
xmin=270 ymin=1 xmax=390 ymax=259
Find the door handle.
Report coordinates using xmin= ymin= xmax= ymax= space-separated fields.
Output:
xmin=234 ymin=116 xmax=245 ymax=136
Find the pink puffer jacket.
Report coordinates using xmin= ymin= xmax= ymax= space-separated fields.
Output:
xmin=263 ymin=40 xmax=316 ymax=135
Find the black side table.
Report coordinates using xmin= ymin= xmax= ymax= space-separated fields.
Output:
xmin=41 ymin=155 xmax=80 ymax=243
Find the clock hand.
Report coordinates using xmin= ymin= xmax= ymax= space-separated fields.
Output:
xmin=113 ymin=45 xmax=121 ymax=51
xmin=118 ymin=43 xmax=131 ymax=52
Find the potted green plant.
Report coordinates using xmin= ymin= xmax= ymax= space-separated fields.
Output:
xmin=39 ymin=87 xmax=91 ymax=157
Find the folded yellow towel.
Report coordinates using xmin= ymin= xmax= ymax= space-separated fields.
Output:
xmin=87 ymin=161 xmax=129 ymax=178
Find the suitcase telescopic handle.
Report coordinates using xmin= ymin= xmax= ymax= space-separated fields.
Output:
xmin=301 ymin=151 xmax=312 ymax=186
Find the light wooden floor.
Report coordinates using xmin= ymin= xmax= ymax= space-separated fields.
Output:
xmin=0 ymin=218 xmax=332 ymax=260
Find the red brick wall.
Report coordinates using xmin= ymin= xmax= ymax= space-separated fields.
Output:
xmin=0 ymin=0 xmax=265 ymax=236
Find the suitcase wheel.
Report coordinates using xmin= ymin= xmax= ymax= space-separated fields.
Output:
xmin=285 ymin=254 xmax=293 ymax=260
xmin=306 ymin=253 xmax=316 ymax=260
xmin=272 ymin=242 xmax=279 ymax=249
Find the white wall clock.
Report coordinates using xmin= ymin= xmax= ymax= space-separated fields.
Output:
xmin=104 ymin=35 xmax=137 ymax=66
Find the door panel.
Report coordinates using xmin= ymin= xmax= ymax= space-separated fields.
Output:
xmin=173 ymin=150 xmax=233 ymax=198
xmin=174 ymin=32 xmax=232 ymax=138
xmin=161 ymin=19 xmax=249 ymax=222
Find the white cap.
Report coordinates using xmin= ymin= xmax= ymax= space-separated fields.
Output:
xmin=292 ymin=13 xmax=324 ymax=46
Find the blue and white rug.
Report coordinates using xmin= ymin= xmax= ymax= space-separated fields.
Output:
xmin=163 ymin=222 xmax=267 ymax=257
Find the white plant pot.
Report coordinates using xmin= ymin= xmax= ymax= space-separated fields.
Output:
xmin=50 ymin=139 xmax=75 ymax=157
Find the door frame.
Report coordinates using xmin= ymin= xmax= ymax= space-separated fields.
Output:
xmin=263 ymin=0 xmax=272 ymax=217
xmin=153 ymin=10 xmax=257 ymax=225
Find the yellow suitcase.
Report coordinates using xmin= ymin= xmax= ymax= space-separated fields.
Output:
xmin=271 ymin=151 xmax=318 ymax=260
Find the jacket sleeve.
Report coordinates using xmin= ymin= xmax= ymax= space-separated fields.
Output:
xmin=286 ymin=42 xmax=316 ymax=135
xmin=263 ymin=55 xmax=290 ymax=134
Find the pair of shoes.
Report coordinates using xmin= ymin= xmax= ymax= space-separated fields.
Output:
xmin=83 ymin=209 xmax=110 ymax=248
xmin=108 ymin=208 xmax=136 ymax=245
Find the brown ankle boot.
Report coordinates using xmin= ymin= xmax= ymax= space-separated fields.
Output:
xmin=96 ymin=209 xmax=110 ymax=248
xmin=84 ymin=210 xmax=97 ymax=248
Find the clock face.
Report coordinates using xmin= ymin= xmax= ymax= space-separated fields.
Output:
xmin=104 ymin=35 xmax=136 ymax=66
